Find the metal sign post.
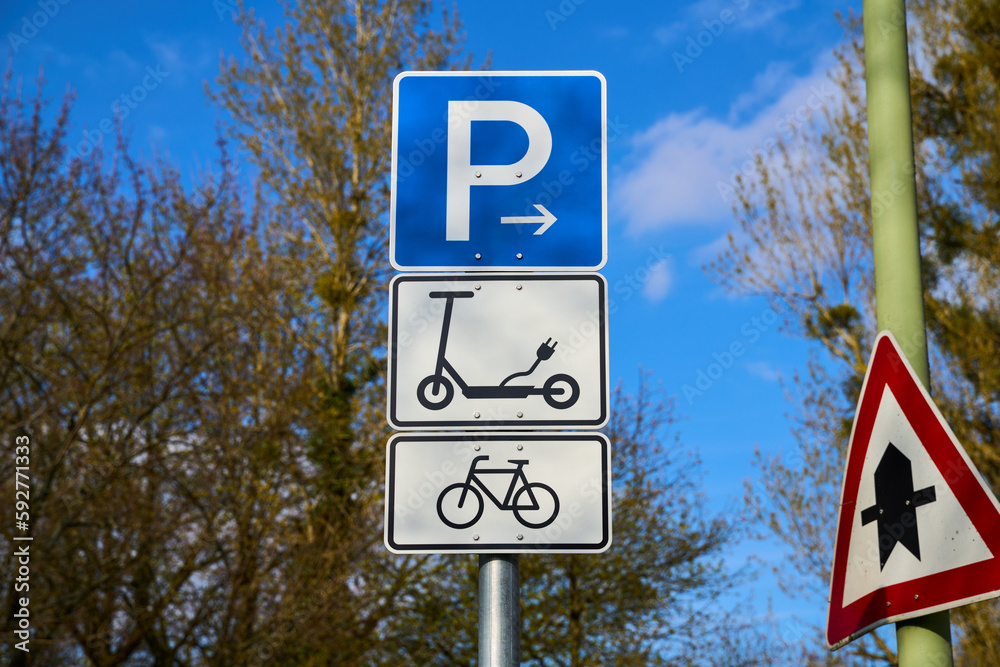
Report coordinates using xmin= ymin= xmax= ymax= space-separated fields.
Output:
xmin=479 ymin=555 xmax=520 ymax=667
xmin=387 ymin=70 xmax=610 ymax=665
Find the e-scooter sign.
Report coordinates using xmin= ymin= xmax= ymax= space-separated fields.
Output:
xmin=388 ymin=273 xmax=608 ymax=430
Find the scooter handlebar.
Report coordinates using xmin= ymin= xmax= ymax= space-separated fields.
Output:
xmin=428 ymin=291 xmax=476 ymax=299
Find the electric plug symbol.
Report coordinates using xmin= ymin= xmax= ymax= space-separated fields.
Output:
xmin=536 ymin=338 xmax=558 ymax=361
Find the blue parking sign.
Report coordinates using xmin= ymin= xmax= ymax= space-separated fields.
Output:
xmin=390 ymin=71 xmax=606 ymax=271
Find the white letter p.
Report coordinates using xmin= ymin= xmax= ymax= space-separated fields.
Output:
xmin=446 ymin=101 xmax=551 ymax=241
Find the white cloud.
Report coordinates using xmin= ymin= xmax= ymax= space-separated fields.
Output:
xmin=744 ymin=360 xmax=781 ymax=382
xmin=726 ymin=60 xmax=795 ymax=122
xmin=145 ymin=36 xmax=215 ymax=84
xmin=146 ymin=39 xmax=184 ymax=74
xmin=737 ymin=0 xmax=801 ymax=32
xmin=107 ymin=49 xmax=141 ymax=74
xmin=689 ymin=233 xmax=733 ymax=267
xmin=642 ymin=258 xmax=674 ymax=303
xmin=652 ymin=0 xmax=801 ymax=52
xmin=611 ymin=51 xmax=839 ymax=234
xmin=653 ymin=21 xmax=688 ymax=46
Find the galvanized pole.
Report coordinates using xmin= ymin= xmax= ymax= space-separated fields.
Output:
xmin=479 ymin=554 xmax=520 ymax=666
xmin=863 ymin=0 xmax=953 ymax=664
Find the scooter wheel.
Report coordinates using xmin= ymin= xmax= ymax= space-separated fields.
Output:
xmin=417 ymin=375 xmax=454 ymax=410
xmin=543 ymin=374 xmax=580 ymax=409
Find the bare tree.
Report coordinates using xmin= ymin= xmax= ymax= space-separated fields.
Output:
xmin=708 ymin=3 xmax=1000 ymax=663
xmin=207 ymin=1 xmax=471 ymax=663
xmin=0 ymin=67 xmax=331 ymax=664
xmin=383 ymin=380 xmax=751 ymax=666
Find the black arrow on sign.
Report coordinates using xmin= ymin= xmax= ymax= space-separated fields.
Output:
xmin=860 ymin=442 xmax=937 ymax=570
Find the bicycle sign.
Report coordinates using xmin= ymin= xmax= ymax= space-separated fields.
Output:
xmin=385 ymin=432 xmax=611 ymax=553
xmin=437 ymin=455 xmax=559 ymax=529
xmin=388 ymin=274 xmax=608 ymax=430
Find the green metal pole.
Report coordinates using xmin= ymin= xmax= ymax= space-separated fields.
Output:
xmin=863 ymin=0 xmax=953 ymax=665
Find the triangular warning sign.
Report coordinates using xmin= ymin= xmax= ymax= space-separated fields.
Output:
xmin=827 ymin=331 xmax=1000 ymax=649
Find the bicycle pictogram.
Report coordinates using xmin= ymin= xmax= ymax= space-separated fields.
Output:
xmin=436 ymin=455 xmax=560 ymax=529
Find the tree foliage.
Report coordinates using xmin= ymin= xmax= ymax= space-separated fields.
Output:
xmin=0 ymin=71 xmax=327 ymax=665
xmin=206 ymin=2 xmax=469 ymax=663
xmin=709 ymin=2 xmax=1000 ymax=663
xmin=384 ymin=381 xmax=746 ymax=667
xmin=2 ymin=1 xmax=757 ymax=664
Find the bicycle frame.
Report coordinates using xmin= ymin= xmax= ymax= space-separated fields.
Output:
xmin=458 ymin=455 xmax=539 ymax=511
xmin=435 ymin=454 xmax=560 ymax=531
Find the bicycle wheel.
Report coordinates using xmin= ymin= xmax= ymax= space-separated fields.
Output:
xmin=437 ymin=483 xmax=484 ymax=529
xmin=512 ymin=482 xmax=559 ymax=529
xmin=542 ymin=373 xmax=580 ymax=409
xmin=417 ymin=374 xmax=454 ymax=410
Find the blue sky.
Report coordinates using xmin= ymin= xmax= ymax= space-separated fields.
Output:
xmin=4 ymin=0 xmax=860 ymax=650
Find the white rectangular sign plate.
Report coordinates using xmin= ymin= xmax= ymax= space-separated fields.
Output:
xmin=384 ymin=432 xmax=612 ymax=553
xmin=387 ymin=273 xmax=609 ymax=430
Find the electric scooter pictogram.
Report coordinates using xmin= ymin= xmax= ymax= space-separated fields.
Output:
xmin=417 ymin=291 xmax=580 ymax=411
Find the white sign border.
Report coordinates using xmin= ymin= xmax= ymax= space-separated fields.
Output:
xmin=389 ymin=70 xmax=608 ymax=272
xmin=387 ymin=272 xmax=610 ymax=430
xmin=384 ymin=431 xmax=612 ymax=554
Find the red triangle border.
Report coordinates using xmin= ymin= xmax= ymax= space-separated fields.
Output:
xmin=826 ymin=331 xmax=1000 ymax=649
